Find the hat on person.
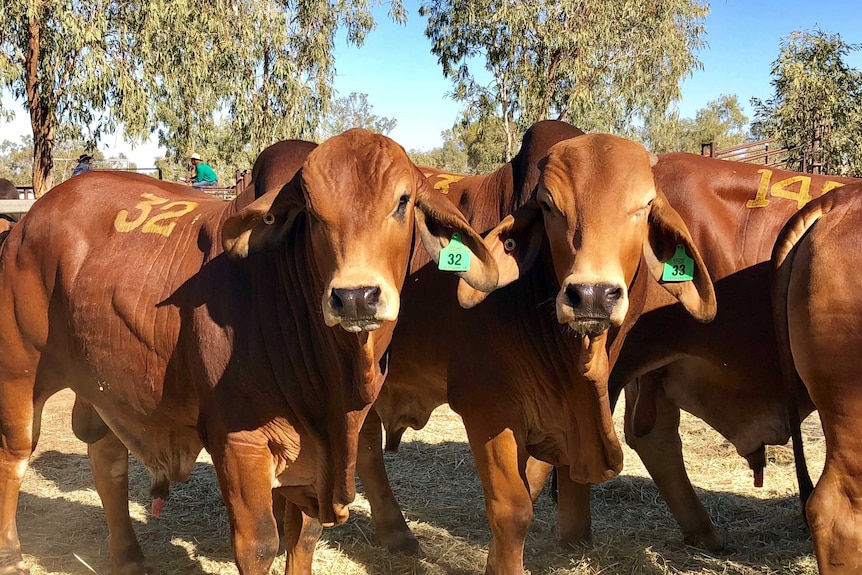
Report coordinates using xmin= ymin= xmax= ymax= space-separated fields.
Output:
xmin=189 ymin=152 xmax=202 ymax=161
xmin=77 ymin=153 xmax=93 ymax=163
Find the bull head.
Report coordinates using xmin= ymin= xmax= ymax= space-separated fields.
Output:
xmin=457 ymin=134 xmax=716 ymax=333
xmin=221 ymin=129 xmax=498 ymax=333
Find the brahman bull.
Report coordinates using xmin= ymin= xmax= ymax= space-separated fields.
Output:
xmin=606 ymin=154 xmax=860 ymax=550
xmin=0 ymin=129 xmax=498 ymax=575
xmin=351 ymin=121 xmax=590 ymax=554
xmin=773 ymin=181 xmax=862 ymax=575
xmin=359 ymin=126 xmax=860 ymax=560
xmin=446 ymin=134 xmax=715 ymax=574
xmin=358 ymin=128 xmax=715 ymax=573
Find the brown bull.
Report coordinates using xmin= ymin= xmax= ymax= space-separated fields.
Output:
xmin=359 ymin=129 xmax=714 ymax=573
xmin=0 ymin=129 xmax=498 ymax=575
xmin=356 ymin=120 xmax=588 ymax=554
xmin=606 ymin=154 xmax=860 ymax=550
xmin=773 ymin=182 xmax=862 ymax=574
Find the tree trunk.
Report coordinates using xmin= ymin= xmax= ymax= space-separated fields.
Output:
xmin=31 ymin=117 xmax=55 ymax=197
xmin=25 ymin=8 xmax=55 ymax=197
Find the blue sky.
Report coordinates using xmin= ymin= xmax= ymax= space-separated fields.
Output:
xmin=2 ymin=0 xmax=861 ymax=167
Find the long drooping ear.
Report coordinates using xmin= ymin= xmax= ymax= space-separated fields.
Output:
xmin=456 ymin=200 xmax=545 ymax=309
xmin=642 ymin=190 xmax=717 ymax=321
xmin=414 ymin=176 xmax=499 ymax=295
xmin=222 ymin=178 xmax=305 ymax=259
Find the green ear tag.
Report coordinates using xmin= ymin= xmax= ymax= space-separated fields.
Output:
xmin=661 ymin=244 xmax=695 ymax=282
xmin=438 ymin=232 xmax=472 ymax=272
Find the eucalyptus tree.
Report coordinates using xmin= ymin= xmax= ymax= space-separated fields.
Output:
xmin=752 ymin=28 xmax=862 ymax=175
xmin=317 ymin=92 xmax=398 ymax=140
xmin=420 ymin=0 xmax=709 ymax=160
xmin=643 ymin=94 xmax=749 ymax=154
xmin=0 ymin=0 xmax=404 ymax=195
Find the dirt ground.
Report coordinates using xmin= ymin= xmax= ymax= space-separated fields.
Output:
xmin=17 ymin=389 xmax=824 ymax=575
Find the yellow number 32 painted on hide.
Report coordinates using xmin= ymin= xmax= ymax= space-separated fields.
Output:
xmin=114 ymin=193 xmax=199 ymax=237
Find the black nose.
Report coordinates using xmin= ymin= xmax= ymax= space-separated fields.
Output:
xmin=564 ymin=283 xmax=623 ymax=317
xmin=330 ymin=286 xmax=381 ymax=318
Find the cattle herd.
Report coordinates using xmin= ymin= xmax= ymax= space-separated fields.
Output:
xmin=0 ymin=121 xmax=858 ymax=575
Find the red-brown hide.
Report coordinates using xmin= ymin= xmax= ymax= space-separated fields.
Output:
xmin=609 ymin=153 xmax=860 ymax=549
xmin=0 ymin=130 xmax=497 ymax=575
xmin=773 ymin=182 xmax=862 ymax=574
xmin=358 ymin=127 xmax=716 ymax=574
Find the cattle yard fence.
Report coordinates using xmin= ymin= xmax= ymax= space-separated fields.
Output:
xmin=702 ymin=125 xmax=827 ymax=174
xmin=701 ymin=139 xmax=791 ymax=168
xmin=1 ymin=169 xmax=251 ymax=216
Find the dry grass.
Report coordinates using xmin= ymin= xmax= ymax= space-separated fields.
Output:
xmin=20 ymin=389 xmax=825 ymax=574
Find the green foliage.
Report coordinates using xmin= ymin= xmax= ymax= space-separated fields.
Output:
xmin=317 ymin=92 xmax=398 ymax=140
xmin=420 ymin=0 xmax=708 ymax=160
xmin=0 ymin=137 xmax=34 ymax=186
xmin=0 ymin=135 xmax=141 ymax=185
xmin=454 ymin=114 xmax=507 ymax=174
xmin=408 ymin=127 xmax=469 ymax=172
xmin=0 ymin=0 xmax=405 ymax=194
xmin=408 ymin=116 xmax=507 ymax=175
xmin=751 ymin=28 xmax=862 ymax=175
xmin=643 ymin=94 xmax=750 ymax=154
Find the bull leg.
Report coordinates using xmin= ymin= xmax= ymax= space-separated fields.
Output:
xmin=214 ymin=439 xmax=280 ymax=575
xmin=282 ymin=501 xmax=323 ymax=575
xmin=805 ymin=412 xmax=862 ymax=575
xmin=555 ymin=469 xmax=592 ymax=548
xmin=623 ymin=381 xmax=724 ymax=551
xmin=356 ymin=409 xmax=419 ymax=554
xmin=525 ymin=457 xmax=552 ymax=503
xmin=88 ymin=429 xmax=154 ymax=575
xmin=464 ymin=420 xmax=532 ymax=575
xmin=273 ymin=489 xmax=287 ymax=553
xmin=0 ymin=377 xmax=40 ymax=575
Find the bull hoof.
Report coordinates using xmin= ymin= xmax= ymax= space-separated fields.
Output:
xmin=559 ymin=531 xmax=593 ymax=550
xmin=0 ymin=549 xmax=29 ymax=575
xmin=379 ymin=531 xmax=421 ymax=555
xmin=114 ymin=560 xmax=158 ymax=575
xmin=683 ymin=529 xmax=725 ymax=552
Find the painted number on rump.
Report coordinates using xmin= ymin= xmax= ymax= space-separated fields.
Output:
xmin=423 ymin=172 xmax=465 ymax=195
xmin=746 ymin=168 xmax=845 ymax=209
xmin=114 ymin=193 xmax=199 ymax=237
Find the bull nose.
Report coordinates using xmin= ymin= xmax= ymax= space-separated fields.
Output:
xmin=564 ymin=283 xmax=623 ymax=317
xmin=330 ymin=286 xmax=381 ymax=318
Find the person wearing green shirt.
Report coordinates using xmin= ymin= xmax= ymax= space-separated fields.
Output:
xmin=187 ymin=153 xmax=219 ymax=188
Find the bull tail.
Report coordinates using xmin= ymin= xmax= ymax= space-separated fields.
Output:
xmin=550 ymin=466 xmax=559 ymax=505
xmin=771 ymin=198 xmax=834 ymax=513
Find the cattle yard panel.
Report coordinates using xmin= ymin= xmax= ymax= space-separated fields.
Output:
xmin=198 ymin=169 xmax=251 ymax=201
xmin=4 ymin=169 xmax=251 ymax=214
xmin=701 ymin=139 xmax=793 ymax=169
xmin=0 ymin=199 xmax=36 ymax=213
xmin=703 ymin=124 xmax=828 ymax=174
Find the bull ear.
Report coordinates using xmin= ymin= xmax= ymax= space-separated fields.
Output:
xmin=414 ymin=177 xmax=499 ymax=295
xmin=643 ymin=190 xmax=716 ymax=321
xmin=456 ymin=201 xmax=545 ymax=309
xmin=222 ymin=178 xmax=305 ymax=259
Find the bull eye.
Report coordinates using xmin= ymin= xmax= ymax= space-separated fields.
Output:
xmin=263 ymin=213 xmax=276 ymax=225
xmin=394 ymin=193 xmax=410 ymax=221
xmin=503 ymin=238 xmax=516 ymax=252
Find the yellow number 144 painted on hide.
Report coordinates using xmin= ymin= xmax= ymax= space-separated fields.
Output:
xmin=746 ymin=168 xmax=845 ymax=209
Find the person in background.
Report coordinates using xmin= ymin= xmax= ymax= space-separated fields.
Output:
xmin=72 ymin=154 xmax=93 ymax=177
xmin=186 ymin=153 xmax=219 ymax=188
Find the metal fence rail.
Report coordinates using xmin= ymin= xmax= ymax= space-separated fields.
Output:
xmin=4 ymin=169 xmax=252 ymax=214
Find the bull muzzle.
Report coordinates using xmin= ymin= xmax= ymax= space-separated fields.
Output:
xmin=556 ymin=282 xmax=627 ymax=334
xmin=327 ymin=286 xmax=384 ymax=332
